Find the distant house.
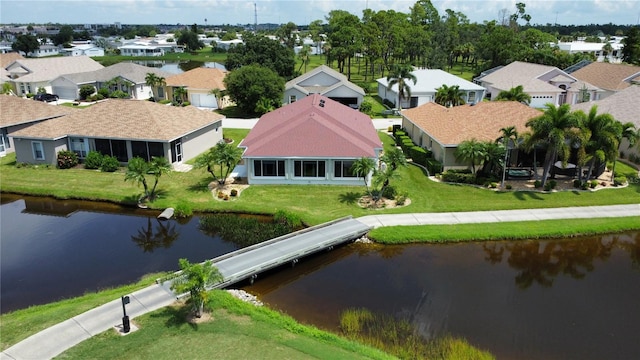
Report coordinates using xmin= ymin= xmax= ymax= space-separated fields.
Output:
xmin=28 ymin=44 xmax=60 ymax=58
xmin=284 ymin=65 xmax=365 ymax=108
xmin=0 ymin=95 xmax=74 ymax=156
xmin=572 ymin=85 xmax=640 ymax=159
xmin=118 ymin=44 xmax=164 ymax=57
xmin=165 ymin=67 xmax=227 ymax=108
xmin=401 ymin=101 xmax=542 ymax=170
xmin=9 ymin=99 xmax=224 ymax=165
xmin=239 ymin=94 xmax=383 ymax=185
xmin=5 ymin=56 xmax=104 ymax=96
xmin=475 ymin=61 xmax=603 ymax=108
xmin=377 ymin=69 xmax=485 ymax=109
xmin=556 ymin=41 xmax=623 ymax=63
xmin=568 ymin=62 xmax=640 ymax=99
xmin=60 ymin=44 xmax=105 ymax=57
xmin=50 ymin=62 xmax=172 ymax=100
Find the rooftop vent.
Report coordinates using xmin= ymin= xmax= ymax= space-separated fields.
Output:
xmin=319 ymin=99 xmax=325 ymax=107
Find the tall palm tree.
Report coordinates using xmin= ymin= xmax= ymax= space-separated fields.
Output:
xmin=386 ymin=64 xmax=416 ymax=111
xmin=350 ymin=157 xmax=376 ymax=198
xmin=209 ymin=88 xmax=226 ymax=109
xmin=498 ymin=126 xmax=519 ymax=187
xmin=576 ymin=106 xmax=617 ymax=181
xmin=173 ymin=86 xmax=188 ymax=105
xmin=194 ymin=141 xmax=243 ymax=185
xmin=525 ymin=103 xmax=580 ymax=187
xmin=380 ymin=147 xmax=407 ymax=170
xmin=147 ymin=156 xmax=171 ymax=200
xmin=297 ymin=44 xmax=312 ymax=73
xmin=124 ymin=157 xmax=150 ymax=202
xmin=145 ymin=72 xmax=165 ymax=100
xmin=435 ymin=84 xmax=466 ymax=107
xmin=495 ymin=85 xmax=532 ymax=105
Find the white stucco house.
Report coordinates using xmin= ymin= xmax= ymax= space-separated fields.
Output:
xmin=239 ymin=94 xmax=382 ymax=185
xmin=556 ymin=41 xmax=623 ymax=63
xmin=284 ymin=65 xmax=365 ymax=108
xmin=377 ymin=68 xmax=486 ymax=109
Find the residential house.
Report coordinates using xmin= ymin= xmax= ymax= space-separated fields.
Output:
xmin=9 ymin=99 xmax=224 ymax=165
xmin=284 ymin=65 xmax=365 ymax=108
xmin=118 ymin=44 xmax=165 ymax=57
xmin=571 ymin=85 xmax=640 ymax=159
xmin=0 ymin=52 xmax=23 ymax=87
xmin=50 ymin=62 xmax=172 ymax=100
xmin=475 ymin=61 xmax=603 ymax=108
xmin=556 ymin=41 xmax=623 ymax=63
xmin=401 ymin=101 xmax=542 ymax=170
xmin=0 ymin=95 xmax=74 ymax=155
xmin=60 ymin=44 xmax=105 ymax=57
xmin=164 ymin=67 xmax=227 ymax=108
xmin=568 ymin=62 xmax=640 ymax=99
xmin=5 ymin=56 xmax=104 ymax=96
xmin=238 ymin=94 xmax=383 ymax=185
xmin=28 ymin=44 xmax=60 ymax=58
xmin=377 ymin=68 xmax=485 ymax=109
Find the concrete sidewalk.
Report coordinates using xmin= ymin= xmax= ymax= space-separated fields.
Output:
xmin=2 ymin=204 xmax=638 ymax=359
xmin=357 ymin=204 xmax=640 ymax=228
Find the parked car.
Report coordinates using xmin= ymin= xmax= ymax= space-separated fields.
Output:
xmin=33 ymin=93 xmax=59 ymax=102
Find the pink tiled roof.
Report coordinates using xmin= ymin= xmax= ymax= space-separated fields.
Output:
xmin=240 ymin=94 xmax=382 ymax=157
xmin=402 ymin=101 xmax=542 ymax=145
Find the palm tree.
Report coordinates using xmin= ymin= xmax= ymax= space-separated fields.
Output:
xmin=495 ymin=85 xmax=532 ymax=105
xmin=297 ymin=44 xmax=312 ymax=73
xmin=145 ymin=72 xmax=166 ymax=100
xmin=209 ymin=88 xmax=226 ymax=109
xmin=147 ymin=156 xmax=171 ymax=200
xmin=173 ymin=86 xmax=188 ymax=105
xmin=498 ymin=126 xmax=519 ymax=186
xmin=379 ymin=147 xmax=407 ymax=170
xmin=610 ymin=121 xmax=639 ymax=181
xmin=170 ymin=258 xmax=223 ymax=318
xmin=124 ymin=157 xmax=150 ymax=202
xmin=350 ymin=157 xmax=376 ymax=198
xmin=455 ymin=139 xmax=486 ymax=175
xmin=435 ymin=84 xmax=466 ymax=107
xmin=372 ymin=166 xmax=398 ymax=204
xmin=194 ymin=141 xmax=243 ymax=185
xmin=386 ymin=64 xmax=417 ymax=111
xmin=525 ymin=103 xmax=580 ymax=187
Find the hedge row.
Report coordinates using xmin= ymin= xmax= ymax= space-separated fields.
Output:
xmin=393 ymin=130 xmax=442 ymax=174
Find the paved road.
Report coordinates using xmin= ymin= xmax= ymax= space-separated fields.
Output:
xmin=2 ymin=204 xmax=639 ymax=360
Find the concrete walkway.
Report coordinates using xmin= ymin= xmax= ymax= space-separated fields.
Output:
xmin=2 ymin=204 xmax=639 ymax=359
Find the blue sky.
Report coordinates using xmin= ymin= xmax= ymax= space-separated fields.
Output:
xmin=1 ymin=0 xmax=639 ymax=26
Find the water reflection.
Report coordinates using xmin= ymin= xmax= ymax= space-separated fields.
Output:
xmin=131 ymin=218 xmax=180 ymax=253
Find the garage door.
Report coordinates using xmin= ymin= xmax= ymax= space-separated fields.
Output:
xmin=190 ymin=93 xmax=218 ymax=108
xmin=52 ymin=86 xmax=78 ymax=101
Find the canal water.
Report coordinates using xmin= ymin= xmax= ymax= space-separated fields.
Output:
xmin=2 ymin=195 xmax=638 ymax=359
xmin=244 ymin=235 xmax=640 ymax=359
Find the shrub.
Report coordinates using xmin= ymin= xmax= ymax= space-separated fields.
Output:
xmin=97 ymin=87 xmax=110 ymax=98
xmin=409 ymin=146 xmax=427 ymax=166
xmin=100 ymin=155 xmax=120 ymax=172
xmin=110 ymin=90 xmax=128 ymax=98
xmin=505 ymin=184 xmax=512 ymax=190
xmin=573 ymin=179 xmax=582 ymax=188
xmin=394 ymin=130 xmax=406 ymax=138
xmin=79 ymin=84 xmax=95 ymax=100
xmin=395 ymin=192 xmax=408 ymax=205
xmin=425 ymin=158 xmax=443 ymax=175
xmin=441 ymin=171 xmax=475 ymax=184
xmin=387 ymin=126 xmax=393 ymax=132
xmin=544 ymin=180 xmax=557 ymax=191
xmin=381 ymin=185 xmax=397 ymax=199
xmin=359 ymin=100 xmax=372 ymax=115
xmin=534 ymin=180 xmax=542 ymax=188
xmin=490 ymin=182 xmax=498 ymax=188
xmin=230 ymin=189 xmax=238 ymax=197
xmin=224 ymin=194 xmax=229 ymax=200
xmin=182 ymin=101 xmax=191 ymax=107
xmin=158 ymin=99 xmax=171 ymax=104
xmin=84 ymin=151 xmax=103 ymax=169
xmin=56 ymin=150 xmax=79 ymax=169
xmin=217 ymin=191 xmax=224 ymax=199
xmin=274 ymin=210 xmax=303 ymax=228
xmin=613 ymin=176 xmax=627 ymax=186
xmin=174 ymin=202 xmax=193 ymax=218
xmin=590 ymin=180 xmax=599 ymax=189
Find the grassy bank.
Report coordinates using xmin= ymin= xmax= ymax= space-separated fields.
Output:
xmin=369 ymin=217 xmax=640 ymax=244
xmin=55 ymin=290 xmax=393 ymax=360
xmin=0 ymin=273 xmax=166 ymax=350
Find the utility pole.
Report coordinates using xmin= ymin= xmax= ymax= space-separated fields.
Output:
xmin=254 ymin=2 xmax=258 ymax=34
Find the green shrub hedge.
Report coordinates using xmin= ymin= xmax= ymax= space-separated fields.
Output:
xmin=409 ymin=146 xmax=427 ymax=166
xmin=84 ymin=151 xmax=103 ymax=169
xmin=57 ymin=150 xmax=79 ymax=169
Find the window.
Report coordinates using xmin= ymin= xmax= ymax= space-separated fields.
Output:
xmin=467 ymin=91 xmax=476 ymax=103
xmin=32 ymin=141 xmax=44 ymax=160
xmin=289 ymin=95 xmax=297 ymax=103
xmin=69 ymin=138 xmax=88 ymax=158
xmin=157 ymin=87 xmax=164 ymax=98
xmin=294 ymin=160 xmax=326 ymax=178
xmin=254 ymin=160 xmax=285 ymax=177
xmin=334 ymin=160 xmax=356 ymax=178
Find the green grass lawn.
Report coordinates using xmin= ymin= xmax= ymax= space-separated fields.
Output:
xmin=55 ymin=291 xmax=393 ymax=360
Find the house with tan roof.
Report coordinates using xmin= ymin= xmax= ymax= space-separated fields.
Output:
xmin=50 ymin=62 xmax=172 ymax=101
xmin=568 ymin=62 xmax=640 ymax=99
xmin=5 ymin=56 xmax=104 ymax=96
xmin=572 ymin=85 xmax=640 ymax=159
xmin=9 ymin=99 xmax=224 ymax=166
xmin=0 ymin=95 xmax=75 ymax=155
xmin=401 ymin=101 xmax=542 ymax=170
xmin=0 ymin=53 xmax=23 ymax=86
xmin=475 ymin=61 xmax=603 ymax=108
xmin=164 ymin=67 xmax=228 ymax=109
xmin=378 ymin=68 xmax=486 ymax=109
xmin=238 ymin=94 xmax=382 ymax=185
xmin=284 ymin=65 xmax=365 ymax=109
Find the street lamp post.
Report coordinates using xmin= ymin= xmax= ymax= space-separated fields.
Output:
xmin=121 ymin=295 xmax=130 ymax=333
